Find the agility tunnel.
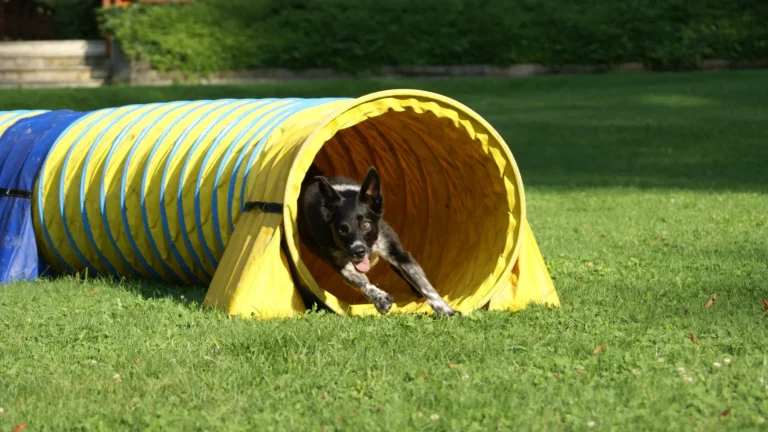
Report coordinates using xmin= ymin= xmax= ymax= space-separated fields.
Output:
xmin=0 ymin=90 xmax=560 ymax=318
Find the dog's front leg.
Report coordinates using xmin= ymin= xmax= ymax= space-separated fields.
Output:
xmin=340 ymin=263 xmax=394 ymax=314
xmin=388 ymin=248 xmax=456 ymax=317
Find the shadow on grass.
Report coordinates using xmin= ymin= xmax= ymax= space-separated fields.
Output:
xmin=480 ymin=81 xmax=768 ymax=191
xmin=32 ymin=270 xmax=209 ymax=308
xmin=127 ymin=279 xmax=209 ymax=305
xmin=503 ymin=116 xmax=768 ymax=191
xmin=2 ymin=71 xmax=765 ymax=192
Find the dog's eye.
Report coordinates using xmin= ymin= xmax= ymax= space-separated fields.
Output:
xmin=337 ymin=224 xmax=349 ymax=235
xmin=361 ymin=221 xmax=371 ymax=230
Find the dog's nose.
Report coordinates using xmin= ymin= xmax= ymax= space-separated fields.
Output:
xmin=351 ymin=245 xmax=366 ymax=259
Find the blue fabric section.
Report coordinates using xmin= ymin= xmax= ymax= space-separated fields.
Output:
xmin=0 ymin=110 xmax=87 ymax=284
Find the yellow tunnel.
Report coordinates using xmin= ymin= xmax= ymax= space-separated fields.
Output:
xmin=30 ymin=90 xmax=559 ymax=318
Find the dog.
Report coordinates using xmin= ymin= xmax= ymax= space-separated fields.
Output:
xmin=297 ymin=165 xmax=456 ymax=316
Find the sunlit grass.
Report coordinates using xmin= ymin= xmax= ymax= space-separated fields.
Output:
xmin=1 ymin=70 xmax=767 ymax=430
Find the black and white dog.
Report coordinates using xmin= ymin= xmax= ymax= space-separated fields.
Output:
xmin=298 ymin=166 xmax=456 ymax=316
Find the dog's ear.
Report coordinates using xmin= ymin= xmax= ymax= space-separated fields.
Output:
xmin=305 ymin=163 xmax=325 ymax=179
xmin=359 ymin=166 xmax=383 ymax=214
xmin=315 ymin=176 xmax=342 ymax=212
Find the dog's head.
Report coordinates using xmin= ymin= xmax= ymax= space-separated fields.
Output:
xmin=314 ymin=166 xmax=383 ymax=273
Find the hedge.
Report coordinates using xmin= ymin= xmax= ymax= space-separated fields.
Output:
xmin=99 ymin=0 xmax=768 ymax=75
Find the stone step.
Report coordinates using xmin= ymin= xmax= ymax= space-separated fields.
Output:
xmin=0 ymin=80 xmax=105 ymax=89
xmin=0 ymin=40 xmax=106 ymax=57
xmin=0 ymin=56 xmax=109 ymax=69
xmin=0 ymin=67 xmax=109 ymax=83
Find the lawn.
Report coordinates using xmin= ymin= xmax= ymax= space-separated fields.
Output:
xmin=1 ymin=70 xmax=767 ymax=430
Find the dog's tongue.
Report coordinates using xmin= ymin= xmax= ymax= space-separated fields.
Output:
xmin=353 ymin=257 xmax=371 ymax=273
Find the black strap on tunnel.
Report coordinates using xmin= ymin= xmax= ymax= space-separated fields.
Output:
xmin=243 ymin=201 xmax=331 ymax=313
xmin=0 ymin=188 xmax=33 ymax=199
xmin=243 ymin=200 xmax=284 ymax=214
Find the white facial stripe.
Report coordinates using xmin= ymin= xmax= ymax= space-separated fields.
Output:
xmin=331 ymin=184 xmax=360 ymax=193
xmin=350 ymin=240 xmax=365 ymax=249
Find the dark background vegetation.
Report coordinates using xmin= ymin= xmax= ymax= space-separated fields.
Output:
xmin=37 ymin=0 xmax=102 ymax=39
xmin=89 ymin=0 xmax=768 ymax=75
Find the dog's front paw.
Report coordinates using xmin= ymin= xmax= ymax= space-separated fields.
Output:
xmin=373 ymin=293 xmax=394 ymax=314
xmin=434 ymin=304 xmax=457 ymax=317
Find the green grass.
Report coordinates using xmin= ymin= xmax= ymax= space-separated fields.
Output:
xmin=1 ymin=70 xmax=767 ymax=430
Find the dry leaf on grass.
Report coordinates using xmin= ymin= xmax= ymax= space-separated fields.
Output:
xmin=586 ymin=262 xmax=595 ymax=270
xmin=89 ymin=290 xmax=99 ymax=295
xmin=762 ymin=298 xmax=768 ymax=311
xmin=705 ymin=293 xmax=717 ymax=309
xmin=593 ymin=344 xmax=608 ymax=355
xmin=721 ymin=409 xmax=730 ymax=417
xmin=448 ymin=363 xmax=460 ymax=369
xmin=690 ymin=333 xmax=696 ymax=343
xmin=13 ymin=423 xmax=28 ymax=432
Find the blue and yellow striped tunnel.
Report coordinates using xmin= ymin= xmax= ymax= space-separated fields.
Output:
xmin=0 ymin=90 xmax=560 ymax=318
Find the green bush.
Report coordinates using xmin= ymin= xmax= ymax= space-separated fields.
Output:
xmin=99 ymin=0 xmax=768 ymax=75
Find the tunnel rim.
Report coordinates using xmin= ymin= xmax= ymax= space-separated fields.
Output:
xmin=283 ymin=89 xmax=527 ymax=316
